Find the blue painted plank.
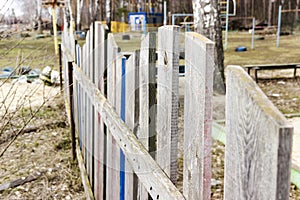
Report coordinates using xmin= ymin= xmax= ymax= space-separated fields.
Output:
xmin=120 ymin=56 xmax=126 ymax=200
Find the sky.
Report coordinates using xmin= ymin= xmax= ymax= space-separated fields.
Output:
xmin=0 ymin=0 xmax=23 ymax=16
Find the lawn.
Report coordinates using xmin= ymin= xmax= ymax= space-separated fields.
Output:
xmin=0 ymin=34 xmax=59 ymax=71
xmin=224 ymin=31 xmax=300 ymax=66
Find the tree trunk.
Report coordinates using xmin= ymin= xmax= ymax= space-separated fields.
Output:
xmin=106 ymin=0 xmax=111 ymax=31
xmin=37 ymin=15 xmax=43 ymax=34
xmin=36 ymin=0 xmax=43 ymax=34
xmin=94 ymin=0 xmax=103 ymax=21
xmin=77 ymin=0 xmax=82 ymax=31
xmin=192 ymin=0 xmax=225 ymax=94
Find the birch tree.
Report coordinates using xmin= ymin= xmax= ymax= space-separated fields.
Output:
xmin=192 ymin=0 xmax=225 ymax=94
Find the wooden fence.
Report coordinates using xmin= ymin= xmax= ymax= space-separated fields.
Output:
xmin=61 ymin=22 xmax=293 ymax=200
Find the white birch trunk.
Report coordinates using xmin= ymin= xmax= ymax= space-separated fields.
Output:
xmin=192 ymin=0 xmax=225 ymax=94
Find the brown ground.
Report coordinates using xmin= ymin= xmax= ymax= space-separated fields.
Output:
xmin=1 ymin=75 xmax=299 ymax=199
xmin=1 ymin=32 xmax=300 ymax=198
xmin=0 ymin=83 xmax=85 ymax=199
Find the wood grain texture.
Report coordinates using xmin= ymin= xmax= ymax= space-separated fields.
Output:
xmin=106 ymin=34 xmax=120 ymax=200
xmin=94 ymin=22 xmax=105 ymax=200
xmin=89 ymin=25 xmax=96 ymax=189
xmin=225 ymin=65 xmax=293 ymax=200
xmin=73 ymin=63 xmax=185 ymax=200
xmin=82 ymin=44 xmax=87 ymax=167
xmin=86 ymin=30 xmax=93 ymax=187
xmin=138 ymin=32 xmax=156 ymax=151
xmin=157 ymin=26 xmax=180 ymax=185
xmin=133 ymin=51 xmax=140 ymax=200
xmin=94 ymin=22 xmax=105 ymax=92
xmin=138 ymin=33 xmax=157 ymax=199
xmin=125 ymin=52 xmax=135 ymax=200
xmin=183 ymin=32 xmax=214 ymax=200
xmin=115 ymin=56 xmax=122 ymax=199
xmin=84 ymin=39 xmax=90 ymax=178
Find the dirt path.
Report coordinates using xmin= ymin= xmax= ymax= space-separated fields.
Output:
xmin=0 ymin=81 xmax=60 ymax=115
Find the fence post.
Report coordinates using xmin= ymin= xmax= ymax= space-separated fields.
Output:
xmin=139 ymin=32 xmax=157 ymax=157
xmin=157 ymin=25 xmax=180 ymax=185
xmin=138 ymin=32 xmax=157 ymax=198
xmin=59 ymin=44 xmax=63 ymax=93
xmin=225 ymin=65 xmax=293 ymax=200
xmin=183 ymin=32 xmax=215 ymax=200
xmin=94 ymin=22 xmax=106 ymax=200
xmin=67 ymin=61 xmax=76 ymax=160
xmin=125 ymin=51 xmax=140 ymax=199
xmin=106 ymin=33 xmax=120 ymax=200
xmin=120 ymin=56 xmax=126 ymax=200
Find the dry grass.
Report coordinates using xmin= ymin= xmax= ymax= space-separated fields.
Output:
xmin=0 ymin=96 xmax=85 ymax=199
xmin=224 ymin=32 xmax=300 ymax=66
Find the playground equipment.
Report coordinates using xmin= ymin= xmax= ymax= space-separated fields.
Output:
xmin=128 ymin=12 xmax=163 ymax=33
xmin=222 ymin=0 xmax=237 ymax=50
xmin=41 ymin=0 xmax=65 ymax=55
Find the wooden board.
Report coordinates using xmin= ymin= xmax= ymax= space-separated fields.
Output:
xmin=93 ymin=22 xmax=105 ymax=200
xmin=94 ymin=22 xmax=105 ymax=92
xmin=183 ymin=32 xmax=214 ymax=200
xmin=115 ymin=56 xmax=123 ymax=199
xmin=73 ymin=63 xmax=184 ymax=200
xmin=138 ymin=32 xmax=157 ymax=199
xmin=138 ymin=32 xmax=156 ymax=151
xmin=90 ymin=27 xmax=95 ymax=188
xmin=125 ymin=52 xmax=135 ymax=200
xmin=157 ymin=26 xmax=180 ymax=185
xmin=106 ymin=34 xmax=120 ymax=200
xmin=225 ymin=65 xmax=293 ymax=200
xmin=86 ymin=30 xmax=93 ymax=188
xmin=82 ymin=44 xmax=87 ymax=167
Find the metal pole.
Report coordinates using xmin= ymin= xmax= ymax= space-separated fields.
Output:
xmin=163 ymin=1 xmax=167 ymax=26
xmin=276 ymin=5 xmax=282 ymax=48
xmin=172 ymin=15 xmax=175 ymax=25
xmin=52 ymin=5 xmax=59 ymax=55
xmin=251 ymin=18 xmax=255 ymax=49
xmin=143 ymin=16 xmax=147 ymax=35
xmin=224 ymin=0 xmax=230 ymax=50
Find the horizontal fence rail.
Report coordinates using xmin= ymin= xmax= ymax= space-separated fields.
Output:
xmin=61 ymin=21 xmax=294 ymax=200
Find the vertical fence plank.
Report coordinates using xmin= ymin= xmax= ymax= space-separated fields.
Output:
xmin=95 ymin=22 xmax=105 ymax=91
xmin=82 ymin=43 xmax=87 ymax=167
xmin=75 ymin=44 xmax=82 ymax=150
xmin=138 ymin=32 xmax=156 ymax=150
xmin=85 ymin=31 xmax=90 ymax=179
xmin=106 ymin=33 xmax=120 ymax=200
xmin=86 ymin=30 xmax=93 ymax=189
xmin=119 ymin=56 xmax=127 ymax=200
xmin=90 ymin=23 xmax=96 ymax=192
xmin=125 ymin=51 xmax=140 ymax=199
xmin=157 ymin=25 xmax=180 ymax=185
xmin=113 ymin=55 xmax=122 ymax=200
xmin=138 ymin=32 xmax=157 ymax=199
xmin=183 ymin=32 xmax=214 ymax=200
xmin=94 ymin=22 xmax=105 ymax=200
xmin=225 ymin=65 xmax=293 ymax=200
xmin=68 ymin=62 xmax=76 ymax=160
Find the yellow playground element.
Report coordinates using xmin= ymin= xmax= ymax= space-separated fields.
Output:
xmin=111 ymin=21 xmax=129 ymax=33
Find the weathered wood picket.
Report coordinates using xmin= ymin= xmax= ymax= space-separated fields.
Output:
xmin=61 ymin=22 xmax=293 ymax=200
xmin=225 ymin=66 xmax=293 ymax=200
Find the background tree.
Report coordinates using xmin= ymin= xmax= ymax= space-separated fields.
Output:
xmin=192 ymin=0 xmax=225 ymax=94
